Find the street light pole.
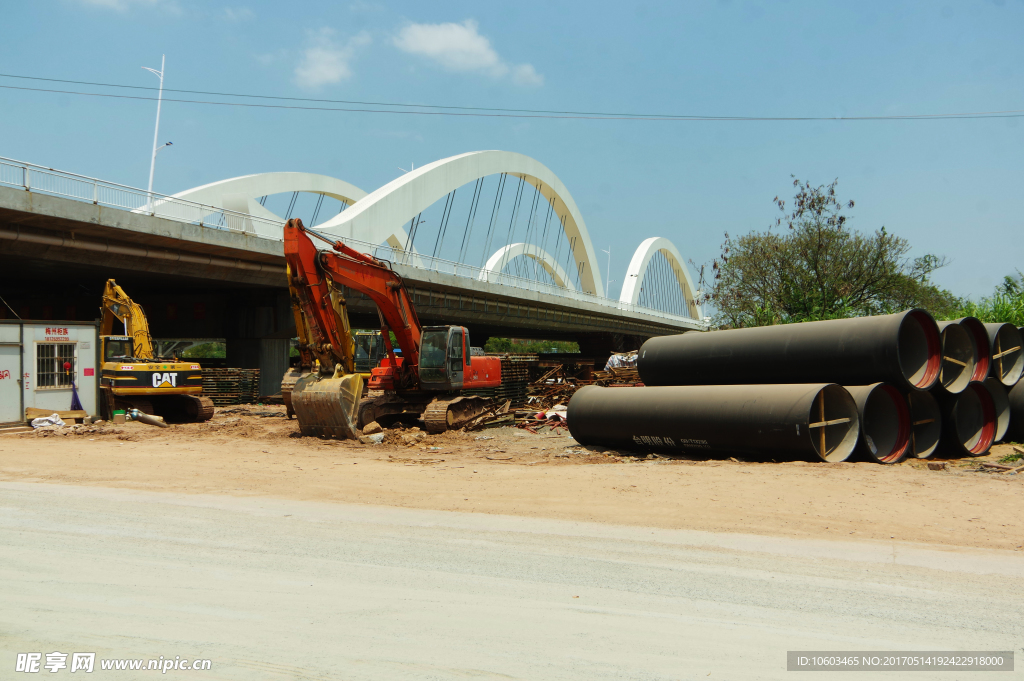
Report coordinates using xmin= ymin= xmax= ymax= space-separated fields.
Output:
xmin=142 ymin=55 xmax=166 ymax=211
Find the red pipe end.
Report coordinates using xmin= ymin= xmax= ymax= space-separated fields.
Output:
xmin=910 ymin=310 xmax=942 ymax=389
xmin=967 ymin=382 xmax=996 ymax=455
xmin=961 ymin=317 xmax=991 ymax=381
xmin=879 ymin=384 xmax=911 ymax=463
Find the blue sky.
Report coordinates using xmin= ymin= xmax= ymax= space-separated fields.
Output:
xmin=2 ymin=0 xmax=1022 ymax=299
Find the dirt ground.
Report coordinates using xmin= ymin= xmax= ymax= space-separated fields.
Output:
xmin=2 ymin=404 xmax=1022 ymax=551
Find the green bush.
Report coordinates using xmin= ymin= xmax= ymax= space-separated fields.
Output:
xmin=941 ymin=272 xmax=1024 ymax=326
xmin=181 ymin=342 xmax=226 ymax=358
xmin=483 ymin=338 xmax=580 ymax=354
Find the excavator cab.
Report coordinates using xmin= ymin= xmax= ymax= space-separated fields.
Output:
xmin=102 ymin=336 xmax=135 ymax=361
xmin=418 ymin=326 xmax=468 ymax=391
xmin=353 ymin=331 xmax=384 ymax=373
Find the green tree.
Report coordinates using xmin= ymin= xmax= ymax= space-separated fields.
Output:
xmin=181 ymin=342 xmax=226 ymax=358
xmin=708 ymin=177 xmax=957 ymax=327
xmin=483 ymin=338 xmax=580 ymax=354
xmin=942 ymin=270 xmax=1024 ymax=326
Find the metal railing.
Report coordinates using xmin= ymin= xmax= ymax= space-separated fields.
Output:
xmin=0 ymin=155 xmax=705 ymax=328
xmin=0 ymin=155 xmax=275 ymax=238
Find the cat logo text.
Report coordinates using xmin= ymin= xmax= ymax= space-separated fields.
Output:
xmin=152 ymin=372 xmax=178 ymax=388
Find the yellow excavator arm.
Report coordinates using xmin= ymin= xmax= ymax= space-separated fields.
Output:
xmin=100 ymin=279 xmax=155 ymax=359
xmin=281 ymin=262 xmax=360 ymax=421
xmin=286 ymin=264 xmax=356 ymax=376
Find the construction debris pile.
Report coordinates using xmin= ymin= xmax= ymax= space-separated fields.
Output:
xmin=466 ymin=352 xmax=646 ymax=431
xmin=568 ymin=310 xmax=1024 ymax=464
xmin=593 ymin=351 xmax=642 ymax=385
xmin=526 ymin=364 xmax=591 ymax=409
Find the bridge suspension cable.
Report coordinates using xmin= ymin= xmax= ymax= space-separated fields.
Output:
xmin=479 ymin=173 xmax=506 ymax=269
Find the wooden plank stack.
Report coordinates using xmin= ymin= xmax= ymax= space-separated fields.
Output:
xmin=24 ymin=408 xmax=87 ymax=425
xmin=201 ymin=368 xmax=261 ymax=406
xmin=526 ymin=364 xmax=589 ymax=409
xmin=592 ymin=367 xmax=642 ymax=385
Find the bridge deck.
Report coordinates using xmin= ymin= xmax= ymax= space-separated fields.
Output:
xmin=0 ymin=185 xmax=701 ymax=338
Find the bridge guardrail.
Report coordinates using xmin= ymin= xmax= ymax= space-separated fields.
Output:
xmin=0 ymin=156 xmax=704 ymax=328
xmin=0 ymin=156 xmax=268 ymax=236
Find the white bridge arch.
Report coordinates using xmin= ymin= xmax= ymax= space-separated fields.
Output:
xmin=147 ymin=154 xmax=701 ymax=322
xmin=145 ymin=172 xmax=368 ymax=228
xmin=619 ymin=237 xmax=699 ymax=318
xmin=480 ymin=243 xmax=572 ymax=288
xmin=317 ymin=151 xmax=604 ymax=296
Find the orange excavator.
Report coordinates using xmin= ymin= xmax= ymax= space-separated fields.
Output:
xmin=284 ymin=218 xmax=502 ymax=438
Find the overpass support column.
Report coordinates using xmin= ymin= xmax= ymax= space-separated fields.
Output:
xmin=575 ymin=332 xmax=648 ymax=365
xmin=225 ymin=292 xmax=295 ymax=399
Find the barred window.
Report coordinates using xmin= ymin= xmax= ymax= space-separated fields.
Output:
xmin=37 ymin=343 xmax=76 ymax=389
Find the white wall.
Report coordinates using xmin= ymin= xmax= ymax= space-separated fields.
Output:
xmin=0 ymin=323 xmax=21 ymax=423
xmin=20 ymin=322 xmax=99 ymax=418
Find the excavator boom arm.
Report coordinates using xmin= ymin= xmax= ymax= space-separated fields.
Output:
xmin=100 ymin=279 xmax=155 ymax=359
xmin=283 ymin=219 xmax=421 ymax=372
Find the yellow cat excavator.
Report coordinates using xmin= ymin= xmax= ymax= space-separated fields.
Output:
xmin=99 ymin=279 xmax=214 ymax=422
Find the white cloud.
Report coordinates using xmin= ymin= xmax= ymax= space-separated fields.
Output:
xmin=73 ymin=0 xmax=184 ymax=14
xmin=392 ymin=19 xmax=543 ymax=86
xmin=294 ymin=29 xmax=371 ymax=89
xmin=511 ymin=63 xmax=544 ymax=87
xmin=74 ymin=0 xmax=159 ymax=9
xmin=255 ymin=49 xmax=286 ymax=66
xmin=222 ymin=6 xmax=254 ymax=21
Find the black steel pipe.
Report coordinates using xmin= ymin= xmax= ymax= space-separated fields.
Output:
xmin=934 ymin=381 xmax=997 ymax=457
xmin=1006 ymin=379 xmax=1024 ymax=443
xmin=934 ymin=322 xmax=976 ymax=395
xmin=984 ymin=323 xmax=1023 ymax=387
xmin=956 ymin=317 xmax=990 ymax=381
xmin=982 ymin=378 xmax=1011 ymax=443
xmin=904 ymin=389 xmax=942 ymax=459
xmin=567 ymin=384 xmax=860 ymax=462
xmin=845 ymin=383 xmax=910 ymax=464
xmin=638 ymin=309 xmax=941 ymax=392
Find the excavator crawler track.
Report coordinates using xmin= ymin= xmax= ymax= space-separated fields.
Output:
xmin=422 ymin=395 xmax=494 ymax=433
xmin=186 ymin=396 xmax=215 ymax=422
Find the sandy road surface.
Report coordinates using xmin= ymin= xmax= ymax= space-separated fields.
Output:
xmin=1 ymin=406 xmax=1023 ymax=550
xmin=2 ymin=482 xmax=1023 ymax=681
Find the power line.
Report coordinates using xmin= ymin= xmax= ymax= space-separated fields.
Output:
xmin=1 ymin=79 xmax=1023 ymax=122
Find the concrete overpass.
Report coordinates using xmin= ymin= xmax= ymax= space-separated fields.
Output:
xmin=0 ymin=154 xmax=703 ymax=395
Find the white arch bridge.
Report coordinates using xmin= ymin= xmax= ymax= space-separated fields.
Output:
xmin=155 ymin=151 xmax=706 ymax=331
xmin=0 ymin=151 xmax=706 ymax=347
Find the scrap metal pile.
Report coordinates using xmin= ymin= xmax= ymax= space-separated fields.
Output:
xmin=567 ymin=310 xmax=1024 ymax=463
xmin=592 ymin=351 xmax=642 ymax=385
xmin=465 ymin=362 xmax=589 ymax=431
xmin=526 ymin=365 xmax=589 ymax=409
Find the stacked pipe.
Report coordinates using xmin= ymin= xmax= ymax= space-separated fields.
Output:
xmin=569 ymin=309 xmax=1022 ymax=463
xmin=933 ymin=321 xmax=1023 ymax=455
xmin=931 ymin=319 xmax=990 ymax=457
xmin=981 ymin=323 xmax=1023 ymax=446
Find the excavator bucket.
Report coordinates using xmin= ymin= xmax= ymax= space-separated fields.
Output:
xmin=290 ymin=371 xmax=364 ymax=439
